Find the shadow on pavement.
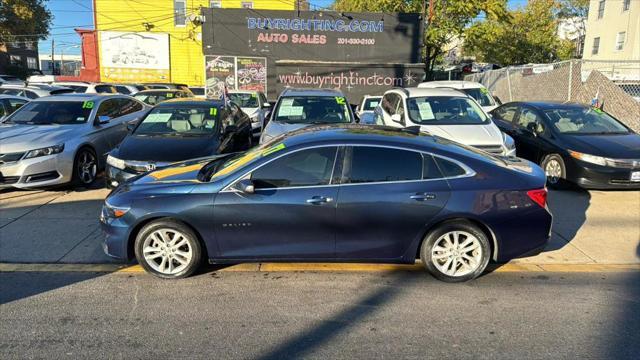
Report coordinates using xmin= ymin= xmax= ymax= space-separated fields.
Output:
xmin=544 ymin=188 xmax=591 ymax=251
xmin=609 ymin=241 xmax=640 ymax=358
xmin=0 ymin=272 xmax=107 ymax=306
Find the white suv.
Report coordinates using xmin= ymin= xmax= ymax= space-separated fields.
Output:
xmin=375 ymin=87 xmax=516 ymax=156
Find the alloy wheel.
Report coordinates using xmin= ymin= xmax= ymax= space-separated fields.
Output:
xmin=545 ymin=159 xmax=562 ymax=184
xmin=430 ymin=231 xmax=483 ymax=277
xmin=77 ymin=150 xmax=97 ymax=184
xmin=142 ymin=229 xmax=193 ymax=275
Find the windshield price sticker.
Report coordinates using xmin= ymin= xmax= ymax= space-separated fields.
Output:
xmin=82 ymin=101 xmax=94 ymax=109
xmin=336 ymin=97 xmax=346 ymax=105
xmin=369 ymin=101 xmax=379 ymax=107
xmin=281 ymin=98 xmax=294 ymax=107
xmin=144 ymin=113 xmax=173 ymax=123
xmin=418 ymin=102 xmax=435 ymax=120
xmin=480 ymin=88 xmax=489 ymax=95
xmin=166 ymin=93 xmax=174 ymax=98
xmin=210 ymin=107 xmax=218 ymax=116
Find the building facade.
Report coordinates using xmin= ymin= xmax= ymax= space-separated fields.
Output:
xmin=93 ymin=0 xmax=296 ymax=86
xmin=39 ymin=54 xmax=83 ymax=76
xmin=0 ymin=41 xmax=39 ymax=76
xmin=583 ymin=0 xmax=639 ymax=61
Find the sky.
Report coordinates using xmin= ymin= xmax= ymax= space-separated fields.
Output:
xmin=39 ymin=0 xmax=529 ymax=56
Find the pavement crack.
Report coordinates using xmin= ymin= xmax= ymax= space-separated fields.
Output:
xmin=552 ymin=231 xmax=598 ymax=263
xmin=54 ymin=227 xmax=101 ymax=263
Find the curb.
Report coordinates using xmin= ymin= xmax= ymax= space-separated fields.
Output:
xmin=1 ymin=262 xmax=640 ymax=274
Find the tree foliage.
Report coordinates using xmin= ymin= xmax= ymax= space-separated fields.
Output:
xmin=464 ymin=0 xmax=576 ymax=65
xmin=0 ymin=0 xmax=52 ymax=43
xmin=333 ymin=0 xmax=508 ymax=76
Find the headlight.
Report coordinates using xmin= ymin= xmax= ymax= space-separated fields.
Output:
xmin=24 ymin=144 xmax=64 ymax=159
xmin=502 ymin=132 xmax=515 ymax=150
xmin=250 ymin=115 xmax=260 ymax=123
xmin=107 ymin=154 xmax=126 ymax=170
xmin=569 ymin=150 xmax=607 ymax=166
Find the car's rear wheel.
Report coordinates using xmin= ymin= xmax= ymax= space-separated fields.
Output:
xmin=134 ymin=219 xmax=202 ymax=279
xmin=72 ymin=147 xmax=97 ymax=187
xmin=420 ymin=221 xmax=490 ymax=282
xmin=541 ymin=154 xmax=567 ymax=189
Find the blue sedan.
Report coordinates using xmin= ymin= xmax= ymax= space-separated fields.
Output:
xmin=100 ymin=125 xmax=552 ymax=282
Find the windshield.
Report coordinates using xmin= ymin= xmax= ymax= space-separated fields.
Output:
xmin=3 ymin=101 xmax=92 ymax=125
xmin=461 ymin=88 xmax=495 ymax=107
xmin=543 ymin=108 xmax=629 ymax=134
xmin=362 ymin=97 xmax=381 ymax=111
xmin=134 ymin=106 xmax=220 ymax=136
xmin=274 ymin=96 xmax=352 ymax=124
xmin=134 ymin=91 xmax=180 ymax=105
xmin=406 ymin=96 xmax=489 ymax=125
xmin=229 ymin=93 xmax=259 ymax=108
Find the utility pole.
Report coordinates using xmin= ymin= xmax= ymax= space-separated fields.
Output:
xmin=421 ymin=0 xmax=435 ymax=78
xmin=51 ymin=39 xmax=55 ymax=75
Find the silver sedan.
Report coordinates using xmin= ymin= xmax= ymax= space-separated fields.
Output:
xmin=0 ymin=94 xmax=148 ymax=188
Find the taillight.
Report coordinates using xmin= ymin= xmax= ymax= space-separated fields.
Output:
xmin=527 ymin=188 xmax=548 ymax=208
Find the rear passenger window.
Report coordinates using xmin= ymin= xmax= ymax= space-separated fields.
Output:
xmin=435 ymin=157 xmax=467 ymax=177
xmin=118 ymin=99 xmax=143 ymax=116
xmin=115 ymin=86 xmax=131 ymax=94
xmin=423 ymin=154 xmax=443 ymax=179
xmin=251 ymin=147 xmax=338 ymax=189
xmin=347 ymin=147 xmax=422 ymax=183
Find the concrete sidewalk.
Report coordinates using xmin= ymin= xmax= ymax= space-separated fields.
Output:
xmin=0 ymin=186 xmax=638 ymax=266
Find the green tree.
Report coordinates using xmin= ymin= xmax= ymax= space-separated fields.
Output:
xmin=333 ymin=0 xmax=508 ymax=78
xmin=0 ymin=0 xmax=52 ymax=43
xmin=464 ymin=0 xmax=576 ymax=65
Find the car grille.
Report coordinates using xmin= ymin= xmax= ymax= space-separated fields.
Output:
xmin=0 ymin=152 xmax=25 ymax=165
xmin=0 ymin=174 xmax=20 ymax=185
xmin=471 ymin=145 xmax=504 ymax=155
xmin=605 ymin=158 xmax=640 ymax=169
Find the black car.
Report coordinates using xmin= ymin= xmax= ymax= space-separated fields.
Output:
xmin=106 ymin=98 xmax=253 ymax=188
xmin=490 ymin=102 xmax=640 ymax=189
xmin=133 ymin=89 xmax=193 ymax=106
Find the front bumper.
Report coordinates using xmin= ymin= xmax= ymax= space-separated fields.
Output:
xmin=567 ymin=160 xmax=640 ymax=190
xmin=100 ymin=206 xmax=131 ymax=260
xmin=251 ymin=121 xmax=262 ymax=137
xmin=0 ymin=154 xmax=72 ymax=188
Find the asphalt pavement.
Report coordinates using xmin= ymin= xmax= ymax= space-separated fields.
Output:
xmin=1 ymin=270 xmax=639 ymax=359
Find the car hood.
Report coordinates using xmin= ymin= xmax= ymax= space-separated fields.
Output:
xmin=0 ymin=124 xmax=82 ymax=152
xmin=263 ymin=121 xmax=309 ymax=139
xmin=419 ymin=122 xmax=503 ymax=146
xmin=241 ymin=107 xmax=260 ymax=117
xmin=114 ymin=134 xmax=220 ymax=162
xmin=559 ymin=133 xmax=640 ymax=158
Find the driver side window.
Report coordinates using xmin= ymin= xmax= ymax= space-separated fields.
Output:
xmin=518 ymin=108 xmax=545 ymax=134
xmin=250 ymin=147 xmax=338 ymax=189
xmin=96 ymin=99 xmax=120 ymax=123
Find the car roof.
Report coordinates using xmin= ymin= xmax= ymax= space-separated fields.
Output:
xmin=31 ymin=93 xmax=122 ymax=102
xmin=505 ymin=101 xmax=590 ymax=110
xmin=280 ymin=88 xmax=345 ymax=97
xmin=136 ymin=89 xmax=184 ymax=94
xmin=158 ymin=98 xmax=224 ymax=106
xmin=0 ymin=94 xmax=29 ymax=100
xmin=391 ymin=87 xmax=471 ymax=98
xmin=417 ymin=81 xmax=485 ymax=89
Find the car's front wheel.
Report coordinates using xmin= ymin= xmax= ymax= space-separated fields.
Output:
xmin=134 ymin=219 xmax=203 ymax=279
xmin=72 ymin=147 xmax=97 ymax=187
xmin=541 ymin=154 xmax=567 ymax=189
xmin=420 ymin=221 xmax=490 ymax=282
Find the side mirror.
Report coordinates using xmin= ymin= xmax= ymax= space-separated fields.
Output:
xmin=263 ymin=102 xmax=271 ymax=108
xmin=98 ymin=115 xmax=111 ymax=124
xmin=236 ymin=179 xmax=255 ymax=194
xmin=126 ymin=122 xmax=136 ymax=132
xmin=526 ymin=122 xmax=539 ymax=136
xmin=390 ymin=114 xmax=403 ymax=123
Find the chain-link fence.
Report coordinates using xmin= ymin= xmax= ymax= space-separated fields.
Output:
xmin=464 ymin=60 xmax=640 ymax=132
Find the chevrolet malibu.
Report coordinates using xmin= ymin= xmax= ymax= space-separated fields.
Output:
xmin=0 ymin=94 xmax=147 ymax=188
xmin=101 ymin=125 xmax=552 ymax=282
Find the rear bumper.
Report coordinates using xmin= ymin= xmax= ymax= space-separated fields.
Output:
xmin=493 ymin=207 xmax=552 ymax=262
xmin=567 ymin=160 xmax=640 ymax=190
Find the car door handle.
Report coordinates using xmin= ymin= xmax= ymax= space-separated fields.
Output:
xmin=410 ymin=193 xmax=436 ymax=201
xmin=306 ymin=196 xmax=333 ymax=205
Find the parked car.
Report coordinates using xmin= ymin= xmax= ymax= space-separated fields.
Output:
xmin=144 ymin=83 xmax=193 ymax=95
xmin=0 ymin=85 xmax=74 ymax=99
xmin=100 ymin=124 xmax=552 ymax=282
xmin=113 ymin=84 xmax=149 ymax=95
xmin=490 ymin=102 xmax=640 ymax=189
xmin=52 ymin=82 xmax=118 ymax=94
xmin=418 ymin=81 xmax=501 ymax=113
xmin=0 ymin=94 xmax=148 ymax=188
xmin=106 ymin=98 xmax=253 ymax=188
xmin=0 ymin=75 xmax=25 ymax=86
xmin=229 ymin=90 xmax=271 ymax=138
xmin=356 ymin=95 xmax=382 ymax=124
xmin=189 ymin=87 xmax=206 ymax=99
xmin=133 ymin=89 xmax=193 ymax=105
xmin=0 ymin=95 xmax=29 ymax=121
xmin=376 ymin=87 xmax=516 ymax=156
xmin=260 ymin=88 xmax=355 ymax=144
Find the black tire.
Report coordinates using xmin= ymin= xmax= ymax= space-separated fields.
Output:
xmin=420 ymin=220 xmax=491 ymax=283
xmin=134 ymin=219 xmax=203 ymax=279
xmin=72 ymin=147 xmax=98 ymax=187
xmin=541 ymin=154 xmax=568 ymax=189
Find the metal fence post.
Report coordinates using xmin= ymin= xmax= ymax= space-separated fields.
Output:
xmin=567 ymin=60 xmax=573 ymax=102
xmin=506 ymin=68 xmax=513 ymax=101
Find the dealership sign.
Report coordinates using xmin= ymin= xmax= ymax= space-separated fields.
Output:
xmin=205 ymin=56 xmax=267 ymax=99
xmin=98 ymin=31 xmax=170 ymax=82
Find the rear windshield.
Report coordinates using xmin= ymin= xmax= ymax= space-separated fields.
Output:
xmin=362 ymin=97 xmax=381 ymax=111
xmin=406 ymin=96 xmax=489 ymax=125
xmin=4 ymin=101 xmax=93 ymax=125
xmin=134 ymin=91 xmax=184 ymax=105
xmin=134 ymin=106 xmax=220 ymax=136
xmin=190 ymin=87 xmax=205 ymax=95
xmin=229 ymin=93 xmax=259 ymax=108
xmin=274 ymin=96 xmax=352 ymax=124
xmin=461 ymin=88 xmax=495 ymax=107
